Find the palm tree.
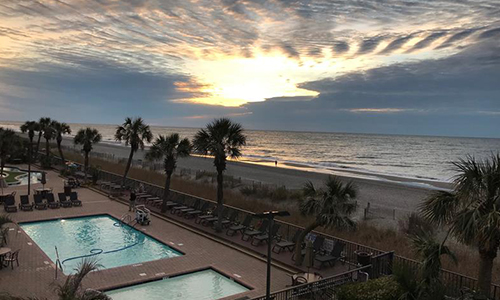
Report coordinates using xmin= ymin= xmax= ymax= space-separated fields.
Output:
xmin=35 ymin=117 xmax=51 ymax=157
xmin=20 ymin=121 xmax=39 ymax=163
xmin=408 ymin=231 xmax=456 ymax=299
xmin=43 ymin=123 xmax=55 ymax=160
xmin=115 ymin=117 xmax=153 ymax=188
xmin=73 ymin=128 xmax=102 ymax=183
xmin=193 ymin=118 xmax=246 ymax=232
xmin=0 ymin=214 xmax=14 ymax=247
xmin=52 ymin=121 xmax=71 ymax=165
xmin=20 ymin=121 xmax=39 ymax=148
xmin=146 ymin=134 xmax=191 ymax=213
xmin=421 ymin=154 xmax=500 ymax=297
xmin=0 ymin=128 xmax=17 ymax=177
xmin=294 ymin=176 xmax=358 ymax=266
xmin=55 ymin=258 xmax=111 ymax=300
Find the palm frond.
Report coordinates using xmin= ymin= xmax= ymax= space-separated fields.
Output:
xmin=420 ymin=191 xmax=459 ymax=226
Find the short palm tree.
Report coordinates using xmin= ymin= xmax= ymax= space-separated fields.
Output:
xmin=73 ymin=128 xmax=102 ymax=183
xmin=294 ymin=176 xmax=358 ymax=266
xmin=146 ymin=134 xmax=191 ymax=213
xmin=35 ymin=117 xmax=52 ymax=157
xmin=421 ymin=154 xmax=500 ymax=297
xmin=0 ymin=214 xmax=14 ymax=247
xmin=55 ymin=258 xmax=111 ymax=300
xmin=408 ymin=231 xmax=456 ymax=299
xmin=115 ymin=117 xmax=153 ymax=188
xmin=52 ymin=121 xmax=71 ymax=165
xmin=193 ymin=118 xmax=246 ymax=232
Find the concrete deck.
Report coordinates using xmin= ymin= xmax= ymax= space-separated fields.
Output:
xmin=0 ymin=166 xmax=295 ymax=299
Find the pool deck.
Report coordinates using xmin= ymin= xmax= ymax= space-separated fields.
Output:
xmin=0 ymin=166 xmax=348 ymax=299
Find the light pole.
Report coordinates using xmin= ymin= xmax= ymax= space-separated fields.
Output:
xmin=27 ymin=141 xmax=32 ymax=195
xmin=254 ymin=210 xmax=290 ymax=300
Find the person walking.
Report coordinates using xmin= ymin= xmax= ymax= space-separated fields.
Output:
xmin=129 ymin=189 xmax=137 ymax=212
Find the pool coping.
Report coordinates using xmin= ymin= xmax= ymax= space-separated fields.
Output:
xmin=17 ymin=213 xmax=186 ymax=276
xmin=18 ymin=213 xmax=185 ymax=256
xmin=103 ymin=266 xmax=254 ymax=295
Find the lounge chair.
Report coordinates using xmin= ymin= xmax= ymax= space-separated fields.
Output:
xmin=19 ymin=195 xmax=34 ymax=211
xmin=57 ymin=193 xmax=72 ymax=208
xmin=178 ymin=199 xmax=201 ymax=216
xmin=46 ymin=193 xmax=60 ymax=209
xmin=293 ymin=236 xmax=325 ymax=261
xmin=314 ymin=242 xmax=346 ymax=269
xmin=242 ymin=219 xmax=269 ymax=241
xmin=70 ymin=192 xmax=82 ymax=206
xmin=202 ymin=208 xmax=228 ymax=227
xmin=272 ymin=229 xmax=303 ymax=254
xmin=3 ymin=196 xmax=17 ymax=213
xmin=219 ymin=210 xmax=239 ymax=228
xmin=171 ymin=199 xmax=189 ymax=214
xmin=185 ymin=202 xmax=210 ymax=219
xmin=34 ymin=194 xmax=47 ymax=210
xmin=195 ymin=206 xmax=218 ymax=224
xmin=226 ymin=215 xmax=252 ymax=236
xmin=252 ymin=223 xmax=281 ymax=246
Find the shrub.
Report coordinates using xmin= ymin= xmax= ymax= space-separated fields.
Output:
xmin=336 ymin=276 xmax=403 ymax=300
xmin=271 ymin=186 xmax=288 ymax=202
xmin=398 ymin=212 xmax=435 ymax=237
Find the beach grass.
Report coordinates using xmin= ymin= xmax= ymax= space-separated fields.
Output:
xmin=58 ymin=149 xmax=500 ymax=284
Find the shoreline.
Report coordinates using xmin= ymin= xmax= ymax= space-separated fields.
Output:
xmin=18 ymin=132 xmax=453 ymax=225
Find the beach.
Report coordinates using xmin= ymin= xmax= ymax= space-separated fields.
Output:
xmin=50 ymin=134 xmax=451 ymax=226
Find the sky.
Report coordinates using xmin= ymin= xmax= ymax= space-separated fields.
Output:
xmin=0 ymin=0 xmax=499 ymax=137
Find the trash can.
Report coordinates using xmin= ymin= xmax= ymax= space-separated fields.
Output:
xmin=356 ymin=251 xmax=372 ymax=266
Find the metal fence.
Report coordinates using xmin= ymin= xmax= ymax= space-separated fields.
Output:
xmin=251 ymin=266 xmax=371 ymax=300
xmin=47 ymin=155 xmax=500 ymax=299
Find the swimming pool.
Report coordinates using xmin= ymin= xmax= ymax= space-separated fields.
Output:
xmin=107 ymin=269 xmax=250 ymax=300
xmin=20 ymin=215 xmax=182 ymax=274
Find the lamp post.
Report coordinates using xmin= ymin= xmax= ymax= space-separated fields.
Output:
xmin=27 ymin=141 xmax=32 ymax=195
xmin=254 ymin=210 xmax=290 ymax=300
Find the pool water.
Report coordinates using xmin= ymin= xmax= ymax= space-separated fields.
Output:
xmin=107 ymin=269 xmax=250 ymax=300
xmin=20 ymin=215 xmax=181 ymax=274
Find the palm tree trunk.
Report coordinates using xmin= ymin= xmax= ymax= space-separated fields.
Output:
xmin=45 ymin=138 xmax=50 ymax=158
xmin=57 ymin=140 xmax=66 ymax=166
xmin=161 ymin=171 xmax=173 ymax=213
xmin=122 ymin=148 xmax=134 ymax=188
xmin=35 ymin=132 xmax=42 ymax=158
xmin=215 ymin=167 xmax=224 ymax=233
xmin=294 ymin=220 xmax=320 ymax=266
xmin=478 ymin=248 xmax=497 ymax=297
xmin=84 ymin=151 xmax=89 ymax=184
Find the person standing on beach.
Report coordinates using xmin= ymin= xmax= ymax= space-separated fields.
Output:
xmin=129 ymin=190 xmax=136 ymax=212
xmin=275 ymin=160 xmax=278 ymax=167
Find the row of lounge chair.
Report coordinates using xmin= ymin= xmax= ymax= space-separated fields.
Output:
xmin=137 ymin=195 xmax=344 ymax=269
xmin=3 ymin=192 xmax=82 ymax=212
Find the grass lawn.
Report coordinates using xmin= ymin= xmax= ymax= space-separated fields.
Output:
xmin=1 ymin=170 xmax=25 ymax=183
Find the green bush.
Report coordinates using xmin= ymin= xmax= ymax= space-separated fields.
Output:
xmin=336 ymin=276 xmax=403 ymax=300
xmin=40 ymin=156 xmax=52 ymax=169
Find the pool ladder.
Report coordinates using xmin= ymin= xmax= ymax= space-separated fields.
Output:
xmin=55 ymin=246 xmax=64 ymax=279
xmin=120 ymin=214 xmax=133 ymax=225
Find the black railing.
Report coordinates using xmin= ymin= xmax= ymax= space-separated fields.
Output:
xmin=251 ymin=266 xmax=371 ymax=300
xmin=48 ymin=154 xmax=500 ymax=300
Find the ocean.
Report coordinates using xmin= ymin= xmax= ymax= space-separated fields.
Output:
xmin=2 ymin=121 xmax=499 ymax=183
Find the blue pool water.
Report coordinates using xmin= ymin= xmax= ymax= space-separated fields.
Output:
xmin=107 ymin=269 xmax=250 ymax=300
xmin=20 ymin=215 xmax=181 ymax=274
